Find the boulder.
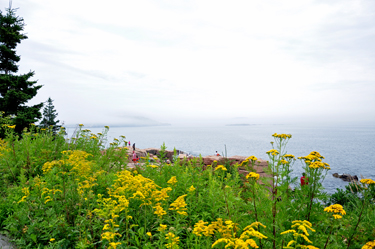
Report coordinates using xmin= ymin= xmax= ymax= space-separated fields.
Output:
xmin=334 ymin=173 xmax=358 ymax=182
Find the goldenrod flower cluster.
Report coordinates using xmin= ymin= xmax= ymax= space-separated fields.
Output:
xmin=159 ymin=224 xmax=167 ymax=232
xmin=169 ymin=194 xmax=188 ymax=216
xmin=188 ymin=185 xmax=196 ymax=192
xmin=360 ymin=179 xmax=375 ymax=185
xmin=165 ymin=232 xmax=179 ymax=248
xmin=0 ymin=139 xmax=10 ymax=157
xmin=206 ymin=221 xmax=267 ymax=248
xmin=281 ymin=220 xmax=316 ymax=248
xmin=324 ymin=204 xmax=346 ymax=219
xmin=193 ymin=218 xmax=237 ymax=238
xmin=154 ymin=203 xmax=166 ymax=218
xmin=246 ymin=172 xmax=260 ymax=181
xmin=272 ymin=133 xmax=292 ymax=139
xmin=94 ymin=170 xmax=174 ymax=248
xmin=17 ymin=187 xmax=30 ymax=204
xmin=168 ymin=176 xmax=178 ymax=185
xmin=362 ymin=240 xmax=375 ymax=249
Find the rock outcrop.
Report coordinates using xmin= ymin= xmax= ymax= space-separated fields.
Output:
xmin=332 ymin=173 xmax=358 ymax=182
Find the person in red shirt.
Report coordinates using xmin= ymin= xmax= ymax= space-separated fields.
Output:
xmin=301 ymin=173 xmax=308 ymax=186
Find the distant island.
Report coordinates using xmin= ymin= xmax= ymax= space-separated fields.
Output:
xmin=65 ymin=123 xmax=171 ymax=128
xmin=226 ymin=124 xmax=253 ymax=126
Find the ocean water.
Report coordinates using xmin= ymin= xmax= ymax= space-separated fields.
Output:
xmin=66 ymin=124 xmax=375 ymax=194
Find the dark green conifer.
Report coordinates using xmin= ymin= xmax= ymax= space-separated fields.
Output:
xmin=0 ymin=5 xmax=43 ymax=134
xmin=40 ymin=97 xmax=60 ymax=133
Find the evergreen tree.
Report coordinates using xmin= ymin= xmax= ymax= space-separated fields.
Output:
xmin=0 ymin=5 xmax=43 ymax=134
xmin=40 ymin=97 xmax=60 ymax=133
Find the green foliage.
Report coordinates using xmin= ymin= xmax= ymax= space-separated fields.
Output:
xmin=0 ymin=6 xmax=43 ymax=135
xmin=0 ymin=128 xmax=374 ymax=248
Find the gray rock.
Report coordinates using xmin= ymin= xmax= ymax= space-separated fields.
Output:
xmin=0 ymin=235 xmax=14 ymax=249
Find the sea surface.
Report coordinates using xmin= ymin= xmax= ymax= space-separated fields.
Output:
xmin=66 ymin=124 xmax=375 ymax=194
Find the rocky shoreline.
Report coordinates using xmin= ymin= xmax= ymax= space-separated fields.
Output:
xmin=127 ymin=146 xmax=272 ymax=184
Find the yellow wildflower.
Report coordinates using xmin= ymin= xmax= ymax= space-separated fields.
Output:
xmin=280 ymin=229 xmax=296 ymax=235
xmin=165 ymin=232 xmax=179 ymax=248
xmin=215 ymin=165 xmax=227 ymax=171
xmin=147 ymin=232 xmax=152 ymax=237
xmin=108 ymin=242 xmax=121 ymax=249
xmin=272 ymin=133 xmax=292 ymax=139
xmin=159 ymin=224 xmax=167 ymax=232
xmin=246 ymin=155 xmax=258 ymax=161
xmin=169 ymin=195 xmax=188 ymax=216
xmin=362 ymin=240 xmax=375 ymax=249
xmin=360 ymin=179 xmax=375 ymax=185
xmin=188 ymin=185 xmax=196 ymax=192
xmin=50 ymin=238 xmax=55 ymax=242
xmin=266 ymin=149 xmax=279 ymax=156
xmin=246 ymin=172 xmax=260 ymax=181
xmin=324 ymin=204 xmax=346 ymax=216
xmin=167 ymin=176 xmax=178 ymax=185
xmin=154 ymin=203 xmax=166 ymax=218
xmin=283 ymin=154 xmax=295 ymax=159
xmin=193 ymin=220 xmax=208 ymax=237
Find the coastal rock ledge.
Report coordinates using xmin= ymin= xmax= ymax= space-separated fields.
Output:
xmin=332 ymin=173 xmax=358 ymax=182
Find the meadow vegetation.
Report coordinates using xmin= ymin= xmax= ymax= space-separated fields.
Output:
xmin=0 ymin=125 xmax=374 ymax=248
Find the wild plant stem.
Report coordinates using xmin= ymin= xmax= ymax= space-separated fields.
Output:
xmin=347 ymin=198 xmax=366 ymax=248
xmin=323 ymin=224 xmax=334 ymax=249
xmin=252 ymin=184 xmax=263 ymax=249
xmin=223 ymin=187 xmax=232 ymax=220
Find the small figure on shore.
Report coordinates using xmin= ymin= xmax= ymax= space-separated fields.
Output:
xmin=128 ymin=141 xmax=131 ymax=147
xmin=216 ymin=151 xmax=220 ymax=156
xmin=132 ymin=143 xmax=136 ymax=151
xmin=132 ymin=151 xmax=137 ymax=164
xmin=301 ymin=172 xmax=308 ymax=186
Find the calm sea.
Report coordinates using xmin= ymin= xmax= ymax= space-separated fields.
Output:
xmin=66 ymin=124 xmax=375 ymax=194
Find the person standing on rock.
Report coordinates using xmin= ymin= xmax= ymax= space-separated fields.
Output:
xmin=301 ymin=172 xmax=308 ymax=186
xmin=132 ymin=143 xmax=136 ymax=151
xmin=216 ymin=151 xmax=220 ymax=156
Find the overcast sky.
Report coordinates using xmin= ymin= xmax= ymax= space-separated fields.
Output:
xmin=8 ymin=0 xmax=375 ymax=126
